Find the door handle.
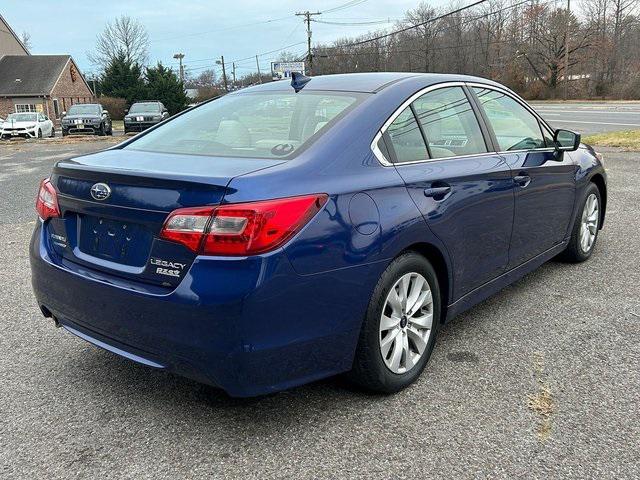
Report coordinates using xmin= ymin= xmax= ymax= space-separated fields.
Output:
xmin=513 ymin=174 xmax=531 ymax=187
xmin=424 ymin=186 xmax=451 ymax=199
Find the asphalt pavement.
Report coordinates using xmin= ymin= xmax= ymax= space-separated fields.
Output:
xmin=0 ymin=138 xmax=639 ymax=479
xmin=531 ymin=101 xmax=640 ymax=135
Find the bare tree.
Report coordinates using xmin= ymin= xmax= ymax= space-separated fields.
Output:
xmin=20 ymin=31 xmax=31 ymax=51
xmin=88 ymin=16 xmax=149 ymax=70
xmin=188 ymin=69 xmax=217 ymax=89
xmin=276 ymin=51 xmax=303 ymax=62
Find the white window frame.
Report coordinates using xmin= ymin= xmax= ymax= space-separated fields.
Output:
xmin=15 ymin=104 xmax=37 ymax=113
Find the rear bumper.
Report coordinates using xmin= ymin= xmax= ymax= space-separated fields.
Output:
xmin=30 ymin=221 xmax=375 ymax=396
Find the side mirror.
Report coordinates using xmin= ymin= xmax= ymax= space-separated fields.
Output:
xmin=62 ymin=111 xmax=66 ymax=117
xmin=124 ymin=109 xmax=128 ymax=114
xmin=554 ymin=129 xmax=581 ymax=152
xmin=102 ymin=110 xmax=109 ymax=116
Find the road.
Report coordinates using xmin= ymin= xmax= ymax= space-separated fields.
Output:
xmin=531 ymin=101 xmax=640 ymax=135
xmin=0 ymin=139 xmax=638 ymax=479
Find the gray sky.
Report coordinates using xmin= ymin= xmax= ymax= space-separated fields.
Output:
xmin=1 ymin=0 xmax=439 ymax=78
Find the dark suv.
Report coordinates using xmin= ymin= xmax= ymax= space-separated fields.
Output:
xmin=61 ymin=103 xmax=112 ymax=136
xmin=124 ymin=101 xmax=169 ymax=134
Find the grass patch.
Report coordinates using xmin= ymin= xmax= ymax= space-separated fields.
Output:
xmin=583 ymin=129 xmax=640 ymax=150
xmin=111 ymin=120 xmax=124 ymax=131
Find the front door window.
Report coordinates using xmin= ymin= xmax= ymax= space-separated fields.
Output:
xmin=472 ymin=87 xmax=547 ymax=151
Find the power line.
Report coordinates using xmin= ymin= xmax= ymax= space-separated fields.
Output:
xmin=153 ymin=15 xmax=295 ymax=42
xmin=322 ymin=0 xmax=369 ymax=14
xmin=228 ymin=41 xmax=307 ymax=65
xmin=320 ymin=0 xmax=489 ymax=50
xmin=317 ymin=0 xmax=546 ymax=53
xmin=314 ymin=19 xmax=393 ymax=26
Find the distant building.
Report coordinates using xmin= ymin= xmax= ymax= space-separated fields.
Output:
xmin=0 ymin=14 xmax=94 ymax=125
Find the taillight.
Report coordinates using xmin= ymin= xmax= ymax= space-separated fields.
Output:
xmin=160 ymin=194 xmax=328 ymax=256
xmin=35 ymin=178 xmax=61 ymax=221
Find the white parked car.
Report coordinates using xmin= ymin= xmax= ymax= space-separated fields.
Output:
xmin=0 ymin=112 xmax=54 ymax=139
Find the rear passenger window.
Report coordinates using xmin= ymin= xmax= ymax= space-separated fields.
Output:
xmin=386 ymin=107 xmax=429 ymax=163
xmin=412 ymin=87 xmax=487 ymax=159
xmin=473 ymin=87 xmax=547 ymax=151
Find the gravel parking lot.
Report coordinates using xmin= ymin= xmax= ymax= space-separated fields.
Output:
xmin=0 ymin=138 xmax=638 ymax=479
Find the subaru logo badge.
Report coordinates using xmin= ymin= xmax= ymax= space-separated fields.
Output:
xmin=90 ymin=182 xmax=111 ymax=201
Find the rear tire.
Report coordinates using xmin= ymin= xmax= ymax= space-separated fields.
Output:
xmin=50 ymin=127 xmax=55 ymax=138
xmin=558 ymin=182 xmax=601 ymax=263
xmin=347 ymin=252 xmax=440 ymax=394
xmin=37 ymin=129 xmax=42 ymax=139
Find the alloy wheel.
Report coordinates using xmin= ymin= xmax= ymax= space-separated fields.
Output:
xmin=580 ymin=193 xmax=599 ymax=253
xmin=379 ymin=272 xmax=433 ymax=374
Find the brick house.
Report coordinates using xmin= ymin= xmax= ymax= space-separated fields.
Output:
xmin=0 ymin=14 xmax=94 ymax=125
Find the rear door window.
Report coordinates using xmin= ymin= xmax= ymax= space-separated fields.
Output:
xmin=473 ymin=87 xmax=547 ymax=151
xmin=386 ymin=107 xmax=429 ymax=163
xmin=412 ymin=86 xmax=488 ymax=159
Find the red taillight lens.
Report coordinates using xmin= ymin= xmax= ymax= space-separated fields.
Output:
xmin=35 ymin=178 xmax=61 ymax=221
xmin=160 ymin=194 xmax=328 ymax=256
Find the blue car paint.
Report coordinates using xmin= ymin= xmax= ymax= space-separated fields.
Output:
xmin=30 ymin=73 xmax=607 ymax=397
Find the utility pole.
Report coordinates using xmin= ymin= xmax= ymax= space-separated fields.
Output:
xmin=563 ymin=0 xmax=570 ymax=100
xmin=217 ymin=56 xmax=229 ymax=92
xmin=296 ymin=11 xmax=321 ymax=75
xmin=232 ymin=62 xmax=237 ymax=88
xmin=256 ymin=55 xmax=262 ymax=83
xmin=173 ymin=53 xmax=185 ymax=83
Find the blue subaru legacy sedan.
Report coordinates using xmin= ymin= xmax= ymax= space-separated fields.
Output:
xmin=30 ymin=73 xmax=607 ymax=397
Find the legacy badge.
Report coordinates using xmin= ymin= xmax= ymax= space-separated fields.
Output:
xmin=150 ymin=257 xmax=186 ymax=277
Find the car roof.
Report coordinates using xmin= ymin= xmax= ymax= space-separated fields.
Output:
xmin=237 ymin=72 xmax=502 ymax=94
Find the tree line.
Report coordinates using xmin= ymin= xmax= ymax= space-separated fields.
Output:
xmin=87 ymin=2 xmax=639 ymax=107
xmin=311 ymin=0 xmax=640 ymax=99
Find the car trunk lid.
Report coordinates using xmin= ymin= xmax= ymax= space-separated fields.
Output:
xmin=46 ymin=149 xmax=284 ymax=288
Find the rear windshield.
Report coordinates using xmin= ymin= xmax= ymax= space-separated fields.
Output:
xmin=129 ymin=103 xmax=161 ymax=113
xmin=125 ymin=91 xmax=364 ymax=159
xmin=68 ymin=104 xmax=101 ymax=115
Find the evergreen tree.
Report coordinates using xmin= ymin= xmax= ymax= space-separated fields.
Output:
xmin=99 ymin=53 xmax=147 ymax=105
xmin=145 ymin=63 xmax=189 ymax=115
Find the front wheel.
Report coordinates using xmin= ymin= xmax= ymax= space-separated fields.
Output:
xmin=37 ymin=129 xmax=42 ymax=139
xmin=348 ymin=252 xmax=440 ymax=393
xmin=558 ymin=183 xmax=601 ymax=262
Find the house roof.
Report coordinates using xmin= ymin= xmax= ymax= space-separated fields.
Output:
xmin=0 ymin=14 xmax=30 ymax=55
xmin=0 ymin=55 xmax=71 ymax=96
